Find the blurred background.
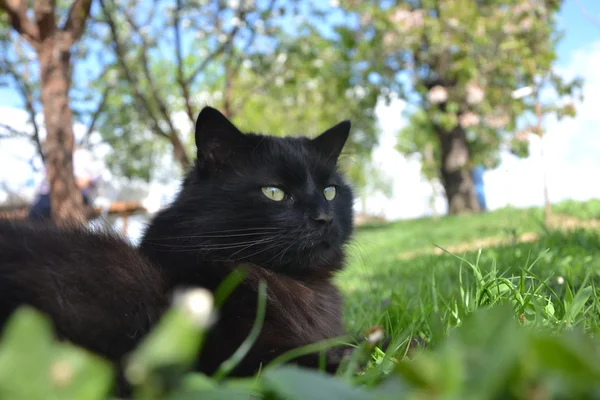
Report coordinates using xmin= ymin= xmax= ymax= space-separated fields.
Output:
xmin=0 ymin=0 xmax=598 ymax=244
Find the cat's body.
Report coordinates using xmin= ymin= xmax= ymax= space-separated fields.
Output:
xmin=0 ymin=106 xmax=355 ymax=391
xmin=191 ymin=264 xmax=346 ymax=375
xmin=0 ymin=219 xmax=166 ymax=361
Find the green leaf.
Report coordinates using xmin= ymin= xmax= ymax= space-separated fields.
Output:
xmin=263 ymin=366 xmax=380 ymax=400
xmin=564 ymin=286 xmax=593 ymax=325
xmin=0 ymin=307 xmax=113 ymax=400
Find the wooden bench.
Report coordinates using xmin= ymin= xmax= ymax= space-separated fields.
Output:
xmin=0 ymin=201 xmax=147 ymax=235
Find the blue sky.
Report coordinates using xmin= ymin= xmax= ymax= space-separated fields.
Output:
xmin=555 ymin=0 xmax=600 ymax=62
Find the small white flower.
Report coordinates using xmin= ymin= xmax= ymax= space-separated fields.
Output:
xmin=306 ymin=79 xmax=318 ymax=90
xmin=458 ymin=111 xmax=480 ymax=128
xmin=276 ymin=52 xmax=287 ymax=65
xmin=231 ymin=16 xmax=242 ymax=27
xmin=312 ymin=59 xmax=324 ymax=68
xmin=557 ymin=276 xmax=565 ymax=285
xmin=466 ymin=81 xmax=485 ymax=105
xmin=427 ymin=85 xmax=448 ymax=104
xmin=172 ymin=288 xmax=214 ymax=328
xmin=447 ymin=18 xmax=459 ymax=28
xmin=365 ymin=326 xmax=384 ymax=344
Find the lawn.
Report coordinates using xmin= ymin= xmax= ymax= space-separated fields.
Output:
xmin=1 ymin=200 xmax=600 ymax=399
xmin=337 ymin=202 xmax=600 ymax=337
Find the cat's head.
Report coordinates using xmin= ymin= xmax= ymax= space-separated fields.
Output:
xmin=164 ymin=106 xmax=354 ymax=274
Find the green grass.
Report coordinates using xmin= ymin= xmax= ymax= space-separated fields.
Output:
xmin=1 ymin=200 xmax=600 ymax=399
xmin=337 ymin=205 xmax=600 ymax=337
xmin=553 ymin=198 xmax=600 ymax=220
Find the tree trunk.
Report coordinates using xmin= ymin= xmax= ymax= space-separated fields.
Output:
xmin=435 ymin=124 xmax=480 ymax=215
xmin=38 ymin=33 xmax=86 ymax=225
xmin=169 ymin=134 xmax=192 ymax=171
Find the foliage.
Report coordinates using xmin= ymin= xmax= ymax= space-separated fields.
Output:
xmin=2 ymin=200 xmax=600 ymax=398
xmin=91 ymin=0 xmax=383 ymax=192
xmin=335 ymin=0 xmax=583 ymax=209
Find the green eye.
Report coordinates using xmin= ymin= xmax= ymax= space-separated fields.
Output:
xmin=261 ymin=186 xmax=285 ymax=201
xmin=324 ymin=186 xmax=336 ymax=201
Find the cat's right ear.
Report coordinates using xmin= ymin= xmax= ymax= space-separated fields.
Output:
xmin=194 ymin=106 xmax=244 ymax=169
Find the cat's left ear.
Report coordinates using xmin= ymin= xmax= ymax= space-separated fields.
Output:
xmin=194 ymin=106 xmax=245 ymax=169
xmin=311 ymin=120 xmax=351 ymax=162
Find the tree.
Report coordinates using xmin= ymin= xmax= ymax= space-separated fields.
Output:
xmin=92 ymin=0 xmax=298 ymax=177
xmin=337 ymin=0 xmax=581 ymax=215
xmin=93 ymin=0 xmax=384 ymax=202
xmin=0 ymin=0 xmax=94 ymax=224
xmin=0 ymin=36 xmax=45 ymax=163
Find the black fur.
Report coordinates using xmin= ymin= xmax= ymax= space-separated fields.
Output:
xmin=141 ymin=107 xmax=355 ymax=375
xmin=0 ymin=219 xmax=166 ymax=389
xmin=0 ymin=106 xmax=355 ymax=390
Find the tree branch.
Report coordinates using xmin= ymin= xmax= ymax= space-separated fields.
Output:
xmin=0 ymin=123 xmax=31 ymax=138
xmin=99 ymin=0 xmax=169 ymax=140
xmin=4 ymin=42 xmax=45 ymax=162
xmin=21 ymin=80 xmax=44 ymax=163
xmin=183 ymin=2 xmax=248 ymax=87
xmin=1 ymin=0 xmax=40 ymax=45
xmin=100 ymin=0 xmax=191 ymax=168
xmin=33 ymin=0 xmax=56 ymax=41
xmin=173 ymin=0 xmax=196 ymax=124
xmin=80 ymin=85 xmax=110 ymax=147
xmin=63 ymin=0 xmax=93 ymax=45
xmin=575 ymin=0 xmax=600 ymax=30
xmin=121 ymin=6 xmax=184 ymax=146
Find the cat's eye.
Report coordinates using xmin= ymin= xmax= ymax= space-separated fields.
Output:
xmin=323 ymin=186 xmax=337 ymax=201
xmin=261 ymin=186 xmax=285 ymax=201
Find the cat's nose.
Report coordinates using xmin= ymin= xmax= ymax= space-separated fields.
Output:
xmin=312 ymin=210 xmax=333 ymax=225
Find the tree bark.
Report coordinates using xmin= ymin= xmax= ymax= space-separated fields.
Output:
xmin=38 ymin=33 xmax=86 ymax=225
xmin=169 ymin=133 xmax=191 ymax=171
xmin=3 ymin=0 xmax=93 ymax=225
xmin=435 ymin=124 xmax=480 ymax=215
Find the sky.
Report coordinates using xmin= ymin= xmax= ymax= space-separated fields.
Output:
xmin=1 ymin=1 xmax=600 ymax=242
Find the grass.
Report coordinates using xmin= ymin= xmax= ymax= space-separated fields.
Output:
xmin=1 ymin=199 xmax=600 ymax=399
xmin=337 ymin=203 xmax=600 ymax=337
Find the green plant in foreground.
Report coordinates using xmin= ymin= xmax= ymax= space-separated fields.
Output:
xmin=2 ymin=300 xmax=600 ymax=399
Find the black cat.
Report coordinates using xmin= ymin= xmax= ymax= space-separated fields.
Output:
xmin=140 ymin=107 xmax=355 ymax=374
xmin=0 ymin=106 xmax=356 ymax=390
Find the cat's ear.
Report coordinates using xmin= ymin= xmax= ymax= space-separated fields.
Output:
xmin=194 ymin=106 xmax=244 ymax=167
xmin=311 ymin=120 xmax=351 ymax=162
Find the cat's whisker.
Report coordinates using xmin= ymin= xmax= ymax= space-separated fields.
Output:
xmin=264 ymin=240 xmax=297 ymax=266
xmin=149 ymin=237 xmax=281 ymax=252
xmin=149 ymin=230 xmax=282 ymax=241
xmin=226 ymin=237 xmax=284 ymax=259
xmin=227 ymin=238 xmax=292 ymax=261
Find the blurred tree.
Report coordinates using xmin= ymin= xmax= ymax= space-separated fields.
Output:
xmin=94 ymin=0 xmax=384 ymax=204
xmin=0 ymin=0 xmax=94 ymax=224
xmin=337 ymin=0 xmax=583 ymax=215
